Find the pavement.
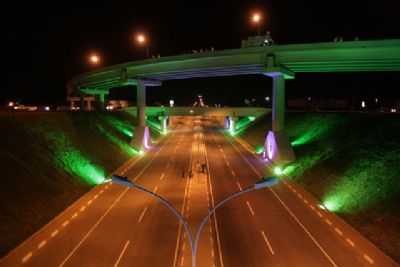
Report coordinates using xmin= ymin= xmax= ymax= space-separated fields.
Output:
xmin=1 ymin=116 xmax=398 ymax=267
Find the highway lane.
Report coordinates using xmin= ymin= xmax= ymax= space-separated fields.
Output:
xmin=213 ymin=131 xmax=398 ymax=267
xmin=1 ymin=117 xmax=398 ymax=267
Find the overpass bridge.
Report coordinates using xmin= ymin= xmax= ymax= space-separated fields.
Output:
xmin=68 ymin=39 xmax=400 ymax=164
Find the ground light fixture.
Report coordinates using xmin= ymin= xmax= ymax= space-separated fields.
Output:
xmin=273 ymin=166 xmax=284 ymax=176
xmin=110 ymin=174 xmax=279 ymax=267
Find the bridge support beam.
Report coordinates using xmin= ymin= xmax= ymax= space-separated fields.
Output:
xmin=97 ymin=93 xmax=107 ymax=110
xmin=129 ymin=79 xmax=162 ymax=150
xmin=264 ymin=67 xmax=295 ymax=165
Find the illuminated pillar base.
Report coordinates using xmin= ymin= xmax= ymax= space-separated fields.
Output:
xmin=224 ymin=116 xmax=230 ymax=129
xmin=131 ymin=126 xmax=151 ymax=151
xmin=161 ymin=116 xmax=169 ymax=134
xmin=264 ymin=130 xmax=295 ymax=165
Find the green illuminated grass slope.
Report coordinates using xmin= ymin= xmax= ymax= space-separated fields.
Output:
xmin=0 ymin=111 xmax=146 ymax=257
xmin=239 ymin=112 xmax=400 ymax=262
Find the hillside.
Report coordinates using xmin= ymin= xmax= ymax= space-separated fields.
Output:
xmin=239 ymin=112 xmax=400 ymax=262
xmin=0 ymin=111 xmax=147 ymax=257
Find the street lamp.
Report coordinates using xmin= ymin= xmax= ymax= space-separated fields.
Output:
xmin=135 ymin=33 xmax=150 ymax=58
xmin=251 ymin=12 xmax=262 ymax=35
xmin=111 ymin=174 xmax=279 ymax=267
xmin=89 ymin=53 xmax=100 ymax=65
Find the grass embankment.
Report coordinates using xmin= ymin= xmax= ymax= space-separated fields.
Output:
xmin=239 ymin=112 xmax=400 ymax=262
xmin=0 ymin=111 xmax=151 ymax=257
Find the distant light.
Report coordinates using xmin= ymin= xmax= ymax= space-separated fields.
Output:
xmin=136 ymin=33 xmax=147 ymax=45
xmin=265 ymin=96 xmax=270 ymax=102
xmin=169 ymin=100 xmax=174 ymax=107
xmin=318 ymin=204 xmax=326 ymax=210
xmin=390 ymin=108 xmax=397 ymax=113
xmin=189 ymin=109 xmax=194 ymax=114
xmin=89 ymin=54 xmax=100 ymax=65
xmin=8 ymin=101 xmax=14 ymax=107
xmin=248 ymin=116 xmax=256 ymax=122
xmin=139 ymin=150 xmax=144 ymax=155
xmin=274 ymin=166 xmax=283 ymax=176
xmin=252 ymin=13 xmax=261 ymax=23
xmin=307 ymin=97 xmax=312 ymax=101
xmin=44 ymin=106 xmax=50 ymax=111
xmin=361 ymin=101 xmax=366 ymax=108
xmin=375 ymin=98 xmax=378 ymax=103
xmin=106 ymin=105 xmax=114 ymax=111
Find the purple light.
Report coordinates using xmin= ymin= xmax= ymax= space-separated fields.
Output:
xmin=265 ymin=131 xmax=277 ymax=161
xmin=143 ymin=127 xmax=151 ymax=150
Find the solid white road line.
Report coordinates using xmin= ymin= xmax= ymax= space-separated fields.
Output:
xmin=114 ymin=240 xmax=130 ymax=267
xmin=51 ymin=230 xmax=59 ymax=238
xmin=138 ymin=207 xmax=148 ymax=223
xmin=21 ymin=252 xmax=32 ymax=263
xmin=261 ymin=230 xmax=275 ymax=255
xmin=246 ymin=201 xmax=255 ymax=216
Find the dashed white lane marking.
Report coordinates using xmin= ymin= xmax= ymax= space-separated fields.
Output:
xmin=21 ymin=252 xmax=32 ymax=263
xmin=231 ymin=170 xmax=236 ymax=176
xmin=160 ymin=173 xmax=165 ymax=180
xmin=236 ymin=181 xmax=243 ymax=191
xmin=225 ymin=161 xmax=230 ymax=167
xmin=154 ymin=186 xmax=159 ymax=194
xmin=317 ymin=211 xmax=323 ymax=218
xmin=94 ymin=194 xmax=98 ymax=199
xmin=334 ymin=228 xmax=343 ymax=236
xmin=363 ymin=254 xmax=374 ymax=264
xmin=80 ymin=206 xmax=86 ymax=212
xmin=346 ymin=238 xmax=355 ymax=247
xmin=114 ymin=240 xmax=130 ymax=267
xmin=325 ymin=219 xmax=333 ymax=226
xmin=38 ymin=240 xmax=47 ymax=249
xmin=87 ymin=200 xmax=93 ymax=205
xmin=310 ymin=205 xmax=315 ymax=211
xmin=99 ymin=190 xmax=104 ymax=194
xmin=51 ymin=230 xmax=59 ymax=237
xmin=71 ymin=213 xmax=78 ymax=219
xmin=59 ymin=188 xmax=129 ymax=267
xmin=246 ymin=201 xmax=255 ymax=216
xmin=304 ymin=199 xmax=309 ymax=204
xmin=269 ymin=189 xmax=338 ymax=267
xmin=180 ymin=254 xmax=185 ymax=267
xmin=138 ymin=207 xmax=148 ymax=223
xmin=260 ymin=230 xmax=275 ymax=255
xmin=62 ymin=220 xmax=70 ymax=227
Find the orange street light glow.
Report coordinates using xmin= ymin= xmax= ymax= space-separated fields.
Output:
xmin=252 ymin=13 xmax=261 ymax=23
xmin=89 ymin=54 xmax=100 ymax=64
xmin=136 ymin=34 xmax=146 ymax=44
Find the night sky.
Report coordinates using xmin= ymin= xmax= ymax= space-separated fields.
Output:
xmin=2 ymin=1 xmax=400 ymax=106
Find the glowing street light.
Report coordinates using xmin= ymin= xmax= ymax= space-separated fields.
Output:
xmin=89 ymin=54 xmax=100 ymax=65
xmin=251 ymin=12 xmax=262 ymax=35
xmin=135 ymin=33 xmax=150 ymax=58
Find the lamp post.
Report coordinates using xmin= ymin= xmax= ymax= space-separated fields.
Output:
xmin=135 ymin=33 xmax=150 ymax=58
xmin=251 ymin=12 xmax=262 ymax=36
xmin=111 ymin=174 xmax=279 ymax=267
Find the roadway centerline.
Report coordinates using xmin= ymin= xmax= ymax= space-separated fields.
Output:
xmin=113 ymin=240 xmax=130 ymax=267
xmin=260 ymin=230 xmax=275 ymax=255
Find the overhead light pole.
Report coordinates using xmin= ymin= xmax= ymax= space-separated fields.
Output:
xmin=135 ymin=33 xmax=150 ymax=58
xmin=251 ymin=12 xmax=262 ymax=36
xmin=111 ymin=174 xmax=279 ymax=267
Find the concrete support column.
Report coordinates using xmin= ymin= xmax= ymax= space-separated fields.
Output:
xmin=264 ymin=67 xmax=295 ymax=165
xmin=271 ymin=74 xmax=285 ymax=132
xmin=79 ymin=95 xmax=85 ymax=111
xmin=137 ymin=80 xmax=146 ymax=127
xmin=97 ymin=93 xmax=106 ymax=110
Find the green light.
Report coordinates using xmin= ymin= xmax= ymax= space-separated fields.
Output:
xmin=139 ymin=150 xmax=144 ymax=155
xmin=256 ymin=146 xmax=264 ymax=154
xmin=49 ymin=131 xmax=105 ymax=185
xmin=274 ymin=166 xmax=283 ymax=176
xmin=248 ymin=116 xmax=256 ymax=122
xmin=102 ymin=115 xmax=133 ymax=138
xmin=97 ymin=125 xmax=139 ymax=156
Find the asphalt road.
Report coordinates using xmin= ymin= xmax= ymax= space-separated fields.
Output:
xmin=1 ymin=117 xmax=398 ymax=267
